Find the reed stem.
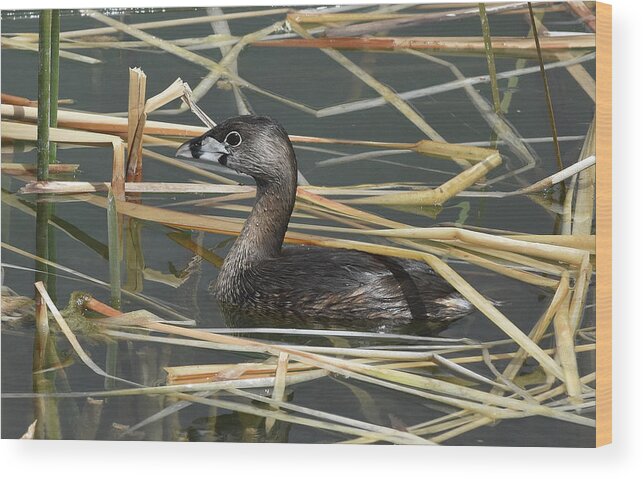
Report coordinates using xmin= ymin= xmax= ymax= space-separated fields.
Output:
xmin=528 ymin=2 xmax=563 ymax=172
xmin=36 ymin=11 xmax=54 ymax=292
xmin=46 ymin=10 xmax=61 ymax=300
xmin=478 ymin=3 xmax=501 ymax=146
xmin=49 ymin=10 xmax=60 ymax=164
xmin=37 ymin=9 xmax=52 ymax=181
xmin=34 ymin=201 xmax=49 ymax=287
xmin=107 ymin=188 xmax=121 ymax=309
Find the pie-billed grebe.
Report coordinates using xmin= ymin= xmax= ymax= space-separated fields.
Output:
xmin=176 ymin=116 xmax=473 ymax=328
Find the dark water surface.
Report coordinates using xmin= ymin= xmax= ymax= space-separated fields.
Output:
xmin=1 ymin=5 xmax=595 ymax=446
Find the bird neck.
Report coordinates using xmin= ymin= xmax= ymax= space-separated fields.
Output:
xmin=221 ymin=173 xmax=297 ymax=273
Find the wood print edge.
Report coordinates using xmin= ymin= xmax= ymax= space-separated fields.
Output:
xmin=595 ymin=0 xmax=612 ymax=448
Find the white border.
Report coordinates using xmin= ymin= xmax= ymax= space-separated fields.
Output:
xmin=1 ymin=0 xmax=640 ymax=476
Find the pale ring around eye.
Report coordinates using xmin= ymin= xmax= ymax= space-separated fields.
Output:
xmin=224 ymin=131 xmax=242 ymax=147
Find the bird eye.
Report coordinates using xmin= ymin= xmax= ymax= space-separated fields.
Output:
xmin=224 ymin=131 xmax=242 ymax=147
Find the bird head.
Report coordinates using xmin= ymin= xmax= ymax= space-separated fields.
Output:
xmin=176 ymin=115 xmax=296 ymax=185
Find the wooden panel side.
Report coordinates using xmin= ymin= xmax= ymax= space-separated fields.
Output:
xmin=595 ymin=1 xmax=612 ymax=448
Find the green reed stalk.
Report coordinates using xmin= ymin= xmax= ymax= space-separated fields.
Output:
xmin=35 ymin=201 xmax=49 ymax=286
xmin=478 ymin=4 xmax=501 ymax=114
xmin=34 ymin=9 xmax=56 ymax=421
xmin=479 ymin=3 xmax=502 ymax=148
xmin=37 ymin=10 xmax=52 ymax=181
xmin=33 ymin=287 xmax=62 ymax=439
xmin=106 ymin=188 xmax=122 ymax=390
xmin=528 ymin=2 xmax=563 ymax=172
xmin=500 ymin=6 xmax=540 ymax=115
xmin=107 ymin=188 xmax=121 ymax=309
xmin=43 ymin=10 xmax=61 ymax=298
xmin=35 ymin=10 xmax=50 ymax=286
xmin=49 ymin=10 xmax=60 ymax=164
xmin=500 ymin=58 xmax=527 ymax=114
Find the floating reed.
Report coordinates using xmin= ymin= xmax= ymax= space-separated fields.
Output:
xmin=257 ymin=35 xmax=594 ymax=57
xmin=305 ymin=52 xmax=595 ymax=119
xmin=206 ymin=6 xmax=250 ymax=116
xmin=1 ymin=93 xmax=39 ymax=106
xmin=461 ymin=155 xmax=596 ymax=198
xmin=1 ymin=164 xmax=79 ymax=175
xmin=1 ymin=104 xmax=207 ymax=137
xmin=567 ymin=1 xmax=596 ymax=32
xmin=16 ymin=172 xmax=586 ymax=304
xmin=298 ymin=136 xmax=497 ymax=162
xmin=18 ymin=181 xmax=252 ymax=195
xmin=530 ymin=13 xmax=595 ymax=102
xmin=64 ymin=187 xmax=584 ymax=379
xmin=168 ymin=19 xmax=283 ymax=113
xmin=81 ymin=10 xmax=317 ymax=116
xmin=1 ymin=36 xmax=101 ymax=64
xmin=61 ymin=8 xmax=290 ymax=39
xmin=142 ymin=148 xmax=235 ymax=185
xmin=347 ymin=152 xmax=502 ymax=205
xmin=406 ymin=50 xmax=537 ymax=180
xmin=265 ymin=352 xmax=289 ymax=433
xmin=288 ymin=12 xmax=412 ymax=23
xmin=1 ymin=54 xmax=595 ymax=127
xmin=8 ymin=276 xmax=596 ymax=443
xmin=87 ymin=308 xmax=584 ymax=424
xmin=288 ymin=19 xmax=472 ymax=169
xmin=323 ymin=2 xmax=529 ymax=37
